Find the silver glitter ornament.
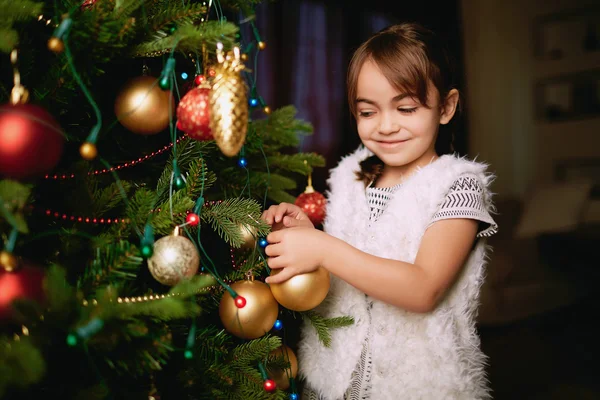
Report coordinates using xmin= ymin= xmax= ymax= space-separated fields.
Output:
xmin=147 ymin=227 xmax=200 ymax=286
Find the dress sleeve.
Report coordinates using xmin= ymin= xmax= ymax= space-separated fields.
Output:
xmin=430 ymin=173 xmax=498 ymax=238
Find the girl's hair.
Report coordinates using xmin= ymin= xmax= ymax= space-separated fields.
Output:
xmin=348 ymin=23 xmax=461 ymax=185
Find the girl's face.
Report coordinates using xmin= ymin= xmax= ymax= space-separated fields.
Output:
xmin=355 ymin=60 xmax=457 ymax=180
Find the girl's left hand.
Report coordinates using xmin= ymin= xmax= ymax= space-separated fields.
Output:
xmin=264 ymin=227 xmax=327 ymax=284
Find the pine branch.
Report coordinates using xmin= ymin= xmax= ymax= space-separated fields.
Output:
xmin=125 ymin=188 xmax=158 ymax=233
xmin=194 ymin=326 xmax=231 ymax=363
xmin=0 ymin=336 xmax=45 ymax=398
xmin=78 ymin=240 xmax=143 ymax=291
xmin=147 ymin=2 xmax=208 ymax=32
xmin=155 ymin=138 xmax=215 ymax=202
xmin=230 ymin=335 xmax=281 ymax=367
xmin=0 ymin=28 xmax=18 ymax=53
xmin=267 ymin=152 xmax=326 ymax=175
xmin=303 ymin=311 xmax=354 ymax=347
xmin=200 ymin=198 xmax=270 ymax=247
xmin=45 ymin=264 xmax=76 ymax=316
xmin=0 ymin=0 xmax=43 ymax=25
xmin=0 ymin=180 xmax=32 ymax=233
xmin=248 ymin=105 xmax=313 ymax=151
xmin=113 ymin=0 xmax=146 ymax=16
xmin=132 ymin=21 xmax=238 ymax=57
xmin=91 ymin=181 xmax=132 ymax=215
xmin=151 ymin=191 xmax=195 ymax=235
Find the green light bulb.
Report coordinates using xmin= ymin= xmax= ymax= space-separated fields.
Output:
xmin=66 ymin=333 xmax=78 ymax=347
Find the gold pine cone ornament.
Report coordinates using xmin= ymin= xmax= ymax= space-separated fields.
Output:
xmin=209 ymin=43 xmax=249 ymax=157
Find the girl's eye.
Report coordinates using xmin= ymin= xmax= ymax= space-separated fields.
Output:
xmin=358 ymin=111 xmax=375 ymax=117
xmin=398 ymin=107 xmax=417 ymax=114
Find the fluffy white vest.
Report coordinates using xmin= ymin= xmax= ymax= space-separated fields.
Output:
xmin=298 ymin=146 xmax=495 ymax=400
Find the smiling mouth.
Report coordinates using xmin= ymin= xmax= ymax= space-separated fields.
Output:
xmin=376 ymin=139 xmax=410 ymax=147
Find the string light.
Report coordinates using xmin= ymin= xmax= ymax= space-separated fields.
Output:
xmin=35 ymin=200 xmax=226 ymax=226
xmin=80 ymin=279 xmax=235 ymax=306
xmin=43 ymin=137 xmax=185 ymax=180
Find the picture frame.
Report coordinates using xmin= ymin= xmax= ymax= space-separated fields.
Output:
xmin=533 ymin=6 xmax=600 ymax=61
xmin=534 ymin=69 xmax=600 ymax=122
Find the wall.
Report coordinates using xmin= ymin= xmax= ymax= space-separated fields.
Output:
xmin=460 ymin=0 xmax=600 ymax=198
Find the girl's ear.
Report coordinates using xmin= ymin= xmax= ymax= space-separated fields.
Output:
xmin=440 ymin=89 xmax=459 ymax=125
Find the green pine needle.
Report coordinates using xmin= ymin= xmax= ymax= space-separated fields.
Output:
xmin=0 ymin=336 xmax=45 ymax=397
xmin=303 ymin=311 xmax=354 ymax=347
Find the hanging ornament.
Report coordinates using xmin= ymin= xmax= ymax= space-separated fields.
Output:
xmin=294 ymin=169 xmax=326 ymax=226
xmin=114 ymin=76 xmax=173 ymax=135
xmin=0 ymin=256 xmax=46 ymax=322
xmin=219 ymin=274 xmax=278 ymax=339
xmin=268 ymin=345 xmax=298 ymax=391
xmin=176 ymin=83 xmax=213 ymax=141
xmin=238 ymin=223 xmax=257 ymax=250
xmin=269 ymin=266 xmax=330 ymax=312
xmin=147 ymin=227 xmax=200 ymax=286
xmin=0 ymin=49 xmax=64 ymax=180
xmin=209 ymin=43 xmax=248 ymax=157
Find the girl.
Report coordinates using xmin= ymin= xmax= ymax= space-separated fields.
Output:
xmin=262 ymin=23 xmax=497 ymax=400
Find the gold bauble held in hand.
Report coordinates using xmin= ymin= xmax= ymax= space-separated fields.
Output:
xmin=268 ymin=345 xmax=298 ymax=390
xmin=239 ymin=223 xmax=257 ymax=250
xmin=147 ymin=227 xmax=200 ymax=286
xmin=269 ymin=266 xmax=330 ymax=311
xmin=114 ymin=76 xmax=174 ymax=135
xmin=209 ymin=45 xmax=248 ymax=157
xmin=219 ymin=276 xmax=279 ymax=339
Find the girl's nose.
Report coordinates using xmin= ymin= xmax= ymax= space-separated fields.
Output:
xmin=378 ymin=112 xmax=401 ymax=135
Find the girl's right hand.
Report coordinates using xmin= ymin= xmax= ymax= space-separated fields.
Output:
xmin=261 ymin=202 xmax=314 ymax=230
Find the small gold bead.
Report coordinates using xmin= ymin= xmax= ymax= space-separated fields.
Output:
xmin=263 ymin=106 xmax=271 ymax=114
xmin=0 ymin=250 xmax=19 ymax=272
xmin=241 ymin=53 xmax=248 ymax=61
xmin=47 ymin=37 xmax=64 ymax=53
xmin=80 ymin=142 xmax=98 ymax=160
xmin=258 ymin=41 xmax=266 ymax=50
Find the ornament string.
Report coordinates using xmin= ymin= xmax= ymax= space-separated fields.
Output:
xmin=61 ymin=21 xmax=103 ymax=147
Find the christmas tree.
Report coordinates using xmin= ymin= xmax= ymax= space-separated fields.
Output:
xmin=0 ymin=1 xmax=352 ymax=399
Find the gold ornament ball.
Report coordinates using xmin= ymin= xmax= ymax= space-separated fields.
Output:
xmin=147 ymin=233 xmax=200 ymax=286
xmin=240 ymin=53 xmax=248 ymax=61
xmin=268 ymin=345 xmax=298 ymax=390
xmin=0 ymin=251 xmax=19 ymax=272
xmin=239 ymin=223 xmax=257 ymax=250
xmin=269 ymin=266 xmax=330 ymax=311
xmin=114 ymin=76 xmax=174 ymax=135
xmin=79 ymin=142 xmax=97 ymax=160
xmin=258 ymin=41 xmax=267 ymax=50
xmin=263 ymin=106 xmax=271 ymax=114
xmin=219 ymin=279 xmax=279 ymax=339
xmin=47 ymin=37 xmax=64 ymax=53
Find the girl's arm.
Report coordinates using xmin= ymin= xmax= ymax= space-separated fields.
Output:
xmin=265 ymin=218 xmax=478 ymax=313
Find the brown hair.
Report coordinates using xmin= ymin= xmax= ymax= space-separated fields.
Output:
xmin=348 ymin=23 xmax=460 ymax=185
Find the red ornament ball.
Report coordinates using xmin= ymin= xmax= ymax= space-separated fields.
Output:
xmin=0 ymin=261 xmax=46 ymax=322
xmin=234 ymin=295 xmax=247 ymax=308
xmin=176 ymin=87 xmax=213 ymax=141
xmin=194 ymin=75 xmax=206 ymax=86
xmin=0 ymin=103 xmax=64 ymax=180
xmin=295 ymin=188 xmax=327 ymax=226
xmin=263 ymin=379 xmax=276 ymax=393
xmin=186 ymin=213 xmax=200 ymax=226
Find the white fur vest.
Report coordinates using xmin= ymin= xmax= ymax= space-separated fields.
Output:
xmin=298 ymin=146 xmax=495 ymax=400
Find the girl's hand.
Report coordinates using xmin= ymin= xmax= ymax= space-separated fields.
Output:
xmin=264 ymin=227 xmax=326 ymax=283
xmin=261 ymin=203 xmax=314 ymax=230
